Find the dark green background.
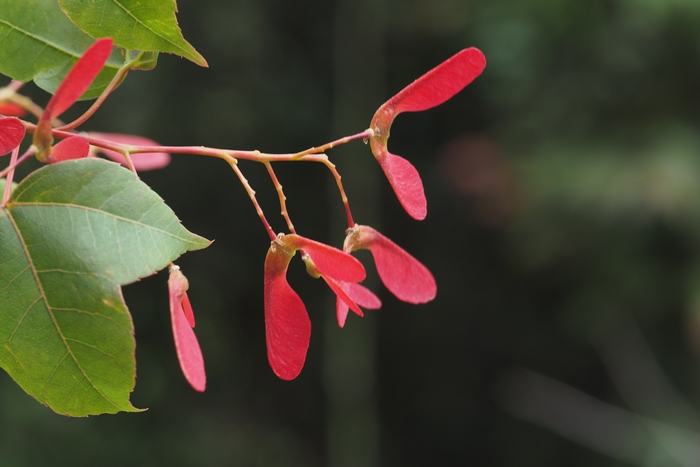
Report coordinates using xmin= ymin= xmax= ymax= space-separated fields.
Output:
xmin=5 ymin=0 xmax=700 ymax=465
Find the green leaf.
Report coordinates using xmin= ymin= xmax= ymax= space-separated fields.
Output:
xmin=128 ymin=51 xmax=160 ymax=72
xmin=59 ymin=0 xmax=207 ymax=67
xmin=0 ymin=159 xmax=210 ymax=416
xmin=0 ymin=0 xmax=126 ymax=99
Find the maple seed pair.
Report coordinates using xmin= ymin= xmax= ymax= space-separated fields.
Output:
xmin=262 ymin=227 xmax=437 ymax=380
xmin=264 ymin=234 xmax=366 ymax=380
xmin=369 ymin=47 xmax=486 ymax=220
xmin=261 ymin=48 xmax=486 ymax=381
xmin=5 ymin=43 xmax=486 ymax=387
xmin=336 ymin=224 xmax=436 ymax=327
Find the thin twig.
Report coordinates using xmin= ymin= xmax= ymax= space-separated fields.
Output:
xmin=221 ymin=154 xmax=277 ymax=240
xmin=302 ymin=153 xmax=354 ymax=228
xmin=55 ymin=52 xmax=146 ymax=132
xmin=2 ymin=145 xmax=21 ymax=207
xmin=0 ymin=146 xmax=35 ymax=181
xmin=264 ymin=162 xmax=295 ymax=233
xmin=290 ymin=129 xmax=373 ymax=159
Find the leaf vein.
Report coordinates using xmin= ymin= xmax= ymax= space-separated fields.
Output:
xmin=110 ymin=0 xmax=187 ymax=53
xmin=0 ymin=19 xmax=84 ymax=61
xmin=4 ymin=210 xmax=120 ymax=410
xmin=11 ymin=202 xmax=199 ymax=245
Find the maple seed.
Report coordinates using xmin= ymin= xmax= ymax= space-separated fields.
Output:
xmin=344 ymin=224 xmax=436 ymax=304
xmin=0 ymin=102 xmax=27 ymax=117
xmin=34 ymin=38 xmax=114 ymax=162
xmin=263 ymin=234 xmax=367 ymax=379
xmin=0 ymin=117 xmax=26 ymax=156
xmin=168 ymin=264 xmax=206 ymax=392
xmin=335 ymin=282 xmax=381 ymax=328
xmin=264 ymin=238 xmax=310 ymax=380
xmin=369 ymin=47 xmax=487 ymax=220
xmin=46 ymin=136 xmax=90 ymax=163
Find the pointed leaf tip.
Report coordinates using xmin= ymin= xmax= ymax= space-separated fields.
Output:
xmin=59 ymin=0 xmax=207 ymax=67
xmin=0 ymin=117 xmax=25 ymax=155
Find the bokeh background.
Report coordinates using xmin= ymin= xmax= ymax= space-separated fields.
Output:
xmin=5 ymin=0 xmax=700 ymax=465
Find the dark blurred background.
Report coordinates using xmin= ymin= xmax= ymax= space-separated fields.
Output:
xmin=5 ymin=0 xmax=700 ymax=465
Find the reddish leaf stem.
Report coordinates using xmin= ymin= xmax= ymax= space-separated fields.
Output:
xmin=1 ymin=145 xmax=19 ymax=207
xmin=0 ymin=147 xmax=35 ymax=180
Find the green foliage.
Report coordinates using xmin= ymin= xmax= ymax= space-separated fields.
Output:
xmin=59 ymin=0 xmax=207 ymax=67
xmin=0 ymin=0 xmax=212 ymax=417
xmin=0 ymin=159 xmax=209 ymax=416
xmin=0 ymin=0 xmax=201 ymax=98
xmin=0 ymin=0 xmax=124 ymax=98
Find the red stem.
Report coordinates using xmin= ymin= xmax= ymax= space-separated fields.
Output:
xmin=221 ymin=154 xmax=277 ymax=241
xmin=302 ymin=154 xmax=355 ymax=228
xmin=2 ymin=145 xmax=21 ymax=207
xmin=264 ymin=162 xmax=296 ymax=234
xmin=16 ymin=120 xmax=367 ymax=235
